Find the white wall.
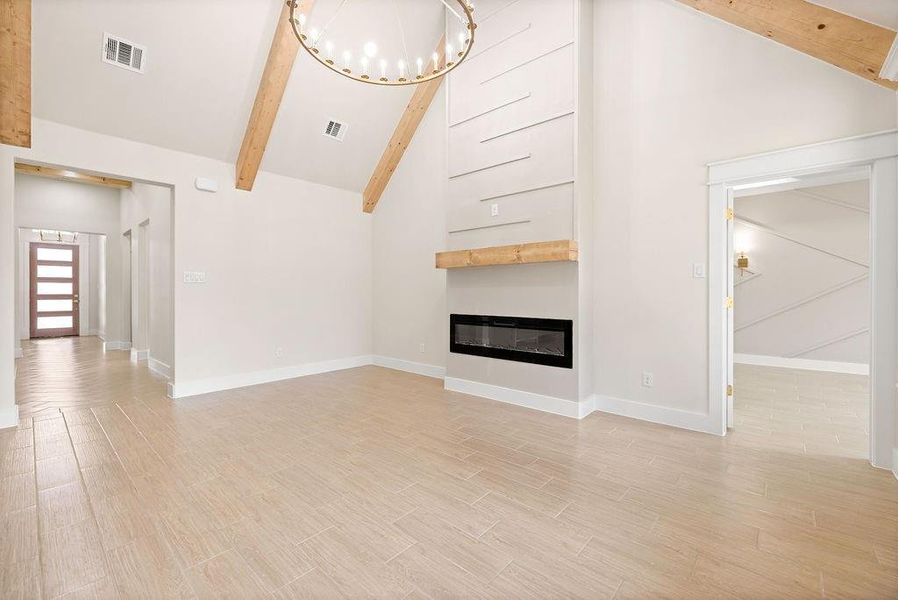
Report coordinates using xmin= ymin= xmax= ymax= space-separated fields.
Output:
xmin=734 ymin=182 xmax=870 ymax=365
xmin=591 ymin=0 xmax=896 ymax=419
xmin=13 ymin=174 xmax=121 ymax=343
xmin=1 ymin=119 xmax=373 ymax=424
xmin=372 ymin=88 xmax=448 ymax=374
xmin=120 ymin=182 xmax=173 ymax=370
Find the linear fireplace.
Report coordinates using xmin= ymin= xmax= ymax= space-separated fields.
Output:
xmin=450 ymin=314 xmax=573 ymax=369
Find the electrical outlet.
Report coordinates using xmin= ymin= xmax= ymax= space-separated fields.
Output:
xmin=693 ymin=263 xmax=706 ymax=279
xmin=642 ymin=372 xmax=654 ymax=388
xmin=419 ymin=343 xmax=425 ymax=354
xmin=490 ymin=203 xmax=499 ymax=217
xmin=183 ymin=271 xmax=206 ymax=283
xmin=275 ymin=347 xmax=284 ymax=358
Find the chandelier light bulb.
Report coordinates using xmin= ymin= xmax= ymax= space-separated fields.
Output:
xmin=364 ymin=41 xmax=378 ymax=58
xmin=325 ymin=40 xmax=335 ymax=61
xmin=432 ymin=51 xmax=440 ymax=72
xmin=458 ymin=31 xmax=466 ymax=47
xmin=416 ymin=57 xmax=423 ymax=77
xmin=342 ymin=50 xmax=352 ymax=71
xmin=446 ymin=43 xmax=453 ymax=56
xmin=379 ymin=58 xmax=387 ymax=81
xmin=308 ymin=28 xmax=320 ymax=47
xmin=360 ymin=56 xmax=369 ymax=77
xmin=398 ymin=59 xmax=407 ymax=80
xmin=297 ymin=13 xmax=307 ymax=34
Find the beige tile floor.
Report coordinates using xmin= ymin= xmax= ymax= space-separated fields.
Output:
xmin=2 ymin=337 xmax=897 ymax=598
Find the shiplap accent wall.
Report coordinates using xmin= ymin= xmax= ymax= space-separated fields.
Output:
xmin=447 ymin=0 xmax=577 ymax=250
xmin=734 ymin=181 xmax=870 ymax=366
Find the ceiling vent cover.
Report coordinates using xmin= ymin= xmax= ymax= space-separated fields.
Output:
xmin=323 ymin=119 xmax=347 ymax=142
xmin=102 ymin=33 xmax=146 ymax=73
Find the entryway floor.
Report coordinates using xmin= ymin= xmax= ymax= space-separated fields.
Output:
xmin=15 ymin=337 xmax=162 ymax=420
xmin=2 ymin=339 xmax=896 ymax=598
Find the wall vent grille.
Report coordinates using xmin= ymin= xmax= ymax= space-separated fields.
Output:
xmin=323 ymin=119 xmax=347 ymax=141
xmin=102 ymin=33 xmax=146 ymax=73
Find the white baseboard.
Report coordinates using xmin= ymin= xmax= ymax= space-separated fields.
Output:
xmin=14 ymin=347 xmax=23 ymax=359
xmin=734 ymin=353 xmax=869 ymax=375
xmin=893 ymin=448 xmax=898 ymax=481
xmin=170 ymin=355 xmax=374 ymax=399
xmin=0 ymin=404 xmax=19 ymax=430
xmin=130 ymin=348 xmax=149 ymax=363
xmin=103 ymin=341 xmax=131 ymax=352
xmin=591 ymin=393 xmax=718 ymax=435
xmin=372 ymin=355 xmax=446 ymax=379
xmin=444 ymin=377 xmax=594 ymax=419
xmin=148 ymin=356 xmax=172 ymax=380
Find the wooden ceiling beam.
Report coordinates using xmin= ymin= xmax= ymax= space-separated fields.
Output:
xmin=15 ymin=163 xmax=132 ymax=189
xmin=1 ymin=0 xmax=31 ymax=147
xmin=362 ymin=35 xmax=446 ymax=213
xmin=235 ymin=0 xmax=312 ymax=191
xmin=675 ymin=0 xmax=898 ymax=90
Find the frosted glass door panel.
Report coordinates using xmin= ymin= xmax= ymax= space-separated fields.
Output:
xmin=37 ymin=316 xmax=73 ymax=330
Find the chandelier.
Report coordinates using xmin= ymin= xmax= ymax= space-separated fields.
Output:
xmin=288 ymin=0 xmax=477 ymax=86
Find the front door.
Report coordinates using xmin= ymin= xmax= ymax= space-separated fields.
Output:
xmin=29 ymin=242 xmax=80 ymax=338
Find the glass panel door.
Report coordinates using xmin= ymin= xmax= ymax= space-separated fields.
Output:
xmin=30 ymin=242 xmax=80 ymax=338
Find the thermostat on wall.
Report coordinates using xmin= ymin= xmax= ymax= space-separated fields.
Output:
xmin=194 ymin=177 xmax=218 ymax=193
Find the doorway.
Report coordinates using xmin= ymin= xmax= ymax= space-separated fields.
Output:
xmin=729 ymin=174 xmax=871 ymax=459
xmin=707 ymin=131 xmax=897 ymax=470
xmin=28 ymin=241 xmax=80 ymax=338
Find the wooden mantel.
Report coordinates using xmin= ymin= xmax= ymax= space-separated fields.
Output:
xmin=435 ymin=240 xmax=578 ymax=269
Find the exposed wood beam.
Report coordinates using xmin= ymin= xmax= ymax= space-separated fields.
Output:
xmin=15 ymin=163 xmax=132 ymax=189
xmin=435 ymin=239 xmax=578 ymax=269
xmin=362 ymin=35 xmax=446 ymax=213
xmin=0 ymin=0 xmax=31 ymax=147
xmin=674 ymin=0 xmax=898 ymax=90
xmin=235 ymin=0 xmax=312 ymax=191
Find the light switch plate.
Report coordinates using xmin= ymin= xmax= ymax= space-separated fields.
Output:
xmin=490 ymin=203 xmax=499 ymax=217
xmin=693 ymin=263 xmax=706 ymax=279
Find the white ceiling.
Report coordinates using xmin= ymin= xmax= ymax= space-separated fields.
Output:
xmin=32 ymin=0 xmax=447 ymax=192
xmin=808 ymin=0 xmax=898 ymax=30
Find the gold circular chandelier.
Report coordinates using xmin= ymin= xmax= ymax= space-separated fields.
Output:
xmin=288 ymin=0 xmax=477 ymax=87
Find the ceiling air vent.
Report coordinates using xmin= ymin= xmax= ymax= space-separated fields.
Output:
xmin=323 ymin=119 xmax=347 ymax=142
xmin=102 ymin=33 xmax=146 ymax=73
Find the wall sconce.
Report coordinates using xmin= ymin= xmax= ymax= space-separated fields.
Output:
xmin=736 ymin=252 xmax=749 ymax=275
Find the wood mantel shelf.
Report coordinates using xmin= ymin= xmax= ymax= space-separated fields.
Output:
xmin=435 ymin=240 xmax=578 ymax=269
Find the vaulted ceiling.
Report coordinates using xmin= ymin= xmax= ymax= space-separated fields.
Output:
xmin=31 ymin=0 xmax=441 ymax=193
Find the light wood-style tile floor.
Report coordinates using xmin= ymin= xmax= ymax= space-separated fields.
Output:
xmin=3 ymin=337 xmax=897 ymax=598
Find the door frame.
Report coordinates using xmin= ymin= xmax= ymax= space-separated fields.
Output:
xmin=707 ymin=130 xmax=898 ymax=471
xmin=29 ymin=241 xmax=80 ymax=338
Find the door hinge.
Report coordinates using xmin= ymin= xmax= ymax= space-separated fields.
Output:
xmin=726 ymin=208 xmax=735 ymax=221
xmin=725 ymin=296 xmax=734 ymax=309
xmin=727 ymin=384 xmax=733 ymax=397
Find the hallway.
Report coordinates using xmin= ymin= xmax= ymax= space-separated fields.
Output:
xmin=15 ymin=337 xmax=166 ymax=420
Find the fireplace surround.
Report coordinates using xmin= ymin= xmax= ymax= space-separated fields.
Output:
xmin=449 ymin=314 xmax=573 ymax=369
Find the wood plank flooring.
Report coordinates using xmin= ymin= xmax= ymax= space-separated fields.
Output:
xmin=2 ymin=337 xmax=897 ymax=598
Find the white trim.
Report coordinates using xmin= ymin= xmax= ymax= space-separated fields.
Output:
xmin=708 ymin=130 xmax=898 ymax=185
xmin=0 ymin=404 xmax=18 ymax=429
xmin=444 ymin=377 xmax=594 ymax=419
xmin=734 ymin=353 xmax=869 ymax=376
xmin=708 ymin=131 xmax=897 ymax=470
xmin=147 ymin=356 xmax=171 ymax=380
xmin=880 ymin=35 xmax=898 ymax=81
xmin=102 ymin=340 xmax=131 ymax=352
xmin=591 ymin=394 xmax=718 ymax=435
xmin=130 ymin=348 xmax=149 ymax=362
xmin=893 ymin=447 xmax=898 ymax=481
xmin=14 ymin=347 xmax=23 ymax=359
xmin=170 ymin=355 xmax=374 ymax=399
xmin=372 ymin=356 xmax=446 ymax=379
